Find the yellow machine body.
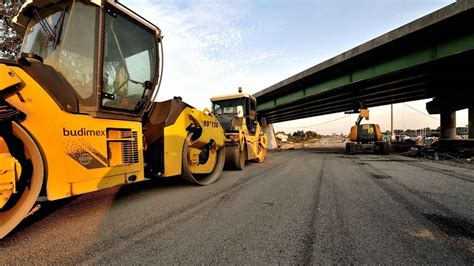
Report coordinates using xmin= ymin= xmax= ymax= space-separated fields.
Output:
xmin=1 ymin=63 xmax=225 ymax=195
xmin=348 ymin=123 xmax=383 ymax=143
xmin=224 ymin=124 xmax=267 ymax=158
xmin=211 ymin=91 xmax=267 ymax=170
xmin=161 ymin=107 xmax=224 ymax=177
xmin=346 ymin=108 xmax=389 ymax=155
xmin=4 ymin=66 xmax=145 ymax=200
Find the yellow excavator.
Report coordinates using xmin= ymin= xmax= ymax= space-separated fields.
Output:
xmin=0 ymin=0 xmax=225 ymax=239
xmin=211 ymin=88 xmax=267 ymax=170
xmin=346 ymin=108 xmax=390 ymax=155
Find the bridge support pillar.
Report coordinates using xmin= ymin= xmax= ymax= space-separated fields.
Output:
xmin=440 ymin=111 xmax=456 ymax=140
xmin=262 ymin=124 xmax=279 ymax=150
xmin=469 ymin=107 xmax=474 ymax=139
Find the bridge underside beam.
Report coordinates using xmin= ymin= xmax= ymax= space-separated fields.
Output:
xmin=260 ymin=50 xmax=474 ymax=124
xmin=267 ymin=91 xmax=430 ymax=124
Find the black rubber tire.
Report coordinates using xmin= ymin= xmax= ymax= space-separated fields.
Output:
xmin=381 ymin=142 xmax=391 ymax=155
xmin=237 ymin=146 xmax=246 ymax=170
xmin=224 ymin=145 xmax=245 ymax=170
xmin=181 ymin=133 xmax=225 ymax=185
xmin=374 ymin=143 xmax=381 ymax=155
xmin=346 ymin=143 xmax=356 ymax=155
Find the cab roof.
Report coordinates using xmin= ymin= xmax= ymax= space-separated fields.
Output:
xmin=13 ymin=0 xmax=161 ymax=38
xmin=211 ymin=93 xmax=256 ymax=102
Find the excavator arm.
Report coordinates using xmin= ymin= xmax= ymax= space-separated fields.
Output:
xmin=345 ymin=108 xmax=370 ymax=126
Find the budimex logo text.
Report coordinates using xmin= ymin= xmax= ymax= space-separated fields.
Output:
xmin=63 ymin=127 xmax=106 ymax=137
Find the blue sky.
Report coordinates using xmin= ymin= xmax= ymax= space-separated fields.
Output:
xmin=123 ymin=0 xmax=465 ymax=134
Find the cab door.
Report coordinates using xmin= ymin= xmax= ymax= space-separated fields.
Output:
xmin=247 ymin=98 xmax=257 ymax=134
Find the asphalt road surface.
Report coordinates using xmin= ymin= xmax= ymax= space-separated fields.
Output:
xmin=1 ymin=146 xmax=473 ymax=264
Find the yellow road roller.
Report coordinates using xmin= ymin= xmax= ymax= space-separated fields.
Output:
xmin=211 ymin=88 xmax=267 ymax=170
xmin=0 ymin=0 xmax=225 ymax=239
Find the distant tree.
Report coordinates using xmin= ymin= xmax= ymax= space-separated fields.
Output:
xmin=305 ymin=130 xmax=318 ymax=139
xmin=0 ymin=0 xmax=23 ymax=59
xmin=292 ymin=130 xmax=306 ymax=139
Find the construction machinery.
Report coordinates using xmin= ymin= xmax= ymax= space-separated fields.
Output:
xmin=0 ymin=0 xmax=226 ymax=239
xmin=211 ymin=88 xmax=267 ymax=170
xmin=346 ymin=108 xmax=390 ymax=155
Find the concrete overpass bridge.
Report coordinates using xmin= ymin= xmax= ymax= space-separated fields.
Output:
xmin=254 ymin=0 xmax=474 ymax=139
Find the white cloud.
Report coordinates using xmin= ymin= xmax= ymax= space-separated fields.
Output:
xmin=122 ymin=0 xmax=281 ymax=109
xmin=121 ymin=1 xmax=464 ymax=135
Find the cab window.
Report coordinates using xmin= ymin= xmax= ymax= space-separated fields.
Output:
xmin=249 ymin=99 xmax=256 ymax=120
xmin=21 ymin=1 xmax=98 ymax=104
xmin=250 ymin=99 xmax=256 ymax=112
xmin=213 ymin=102 xmax=222 ymax=115
xmin=102 ymin=9 xmax=156 ymax=112
xmin=212 ymin=98 xmax=247 ymax=116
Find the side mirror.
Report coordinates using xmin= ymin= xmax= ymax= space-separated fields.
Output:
xmin=237 ymin=105 xmax=244 ymax=118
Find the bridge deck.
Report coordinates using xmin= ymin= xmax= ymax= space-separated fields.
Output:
xmin=254 ymin=0 xmax=474 ymax=124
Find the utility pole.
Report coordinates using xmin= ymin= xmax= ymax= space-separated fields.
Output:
xmin=391 ymin=104 xmax=394 ymax=141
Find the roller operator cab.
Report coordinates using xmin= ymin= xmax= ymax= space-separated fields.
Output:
xmin=346 ymin=108 xmax=390 ymax=155
xmin=211 ymin=88 xmax=267 ymax=170
xmin=0 ymin=0 xmax=225 ymax=239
